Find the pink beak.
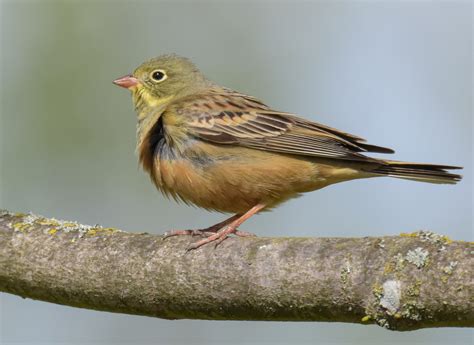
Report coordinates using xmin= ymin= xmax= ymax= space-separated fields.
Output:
xmin=113 ymin=74 xmax=139 ymax=89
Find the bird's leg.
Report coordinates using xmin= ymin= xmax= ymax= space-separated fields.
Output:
xmin=163 ymin=214 xmax=242 ymax=239
xmin=186 ymin=204 xmax=266 ymax=251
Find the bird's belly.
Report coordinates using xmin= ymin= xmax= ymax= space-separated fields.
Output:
xmin=152 ymin=145 xmax=362 ymax=214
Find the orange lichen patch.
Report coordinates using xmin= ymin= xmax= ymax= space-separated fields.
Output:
xmin=400 ymin=232 xmax=419 ymax=238
xmin=12 ymin=222 xmax=32 ymax=232
xmin=383 ymin=262 xmax=395 ymax=275
xmin=37 ymin=218 xmax=60 ymax=227
xmin=85 ymin=227 xmax=119 ymax=237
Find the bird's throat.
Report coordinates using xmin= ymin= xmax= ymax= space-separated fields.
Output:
xmin=132 ymin=85 xmax=174 ymax=121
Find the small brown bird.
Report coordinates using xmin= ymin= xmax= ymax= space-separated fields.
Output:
xmin=114 ymin=54 xmax=462 ymax=250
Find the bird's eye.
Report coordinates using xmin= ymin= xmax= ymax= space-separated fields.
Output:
xmin=150 ymin=69 xmax=167 ymax=83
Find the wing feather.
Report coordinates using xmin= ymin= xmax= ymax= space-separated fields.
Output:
xmin=174 ymin=90 xmax=394 ymax=161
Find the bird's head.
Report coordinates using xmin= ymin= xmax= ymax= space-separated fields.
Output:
xmin=114 ymin=54 xmax=209 ymax=111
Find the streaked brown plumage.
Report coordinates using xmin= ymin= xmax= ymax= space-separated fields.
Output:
xmin=114 ymin=54 xmax=462 ymax=250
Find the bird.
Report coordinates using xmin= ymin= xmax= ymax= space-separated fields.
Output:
xmin=113 ymin=54 xmax=462 ymax=250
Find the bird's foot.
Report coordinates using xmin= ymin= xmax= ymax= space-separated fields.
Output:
xmin=163 ymin=229 xmax=215 ymax=239
xmin=163 ymin=227 xmax=255 ymax=241
xmin=185 ymin=225 xmax=255 ymax=251
xmin=163 ymin=205 xmax=264 ymax=250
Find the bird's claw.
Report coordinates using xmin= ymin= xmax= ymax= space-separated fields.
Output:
xmin=163 ymin=225 xmax=257 ymax=250
xmin=163 ymin=229 xmax=215 ymax=240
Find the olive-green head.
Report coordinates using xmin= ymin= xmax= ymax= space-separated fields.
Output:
xmin=114 ymin=54 xmax=210 ymax=102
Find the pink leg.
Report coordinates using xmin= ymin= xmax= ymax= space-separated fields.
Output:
xmin=163 ymin=214 xmax=250 ymax=239
xmin=186 ymin=204 xmax=266 ymax=251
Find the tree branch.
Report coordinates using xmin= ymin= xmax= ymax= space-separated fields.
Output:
xmin=0 ymin=210 xmax=472 ymax=331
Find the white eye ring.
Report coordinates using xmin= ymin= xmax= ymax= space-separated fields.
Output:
xmin=150 ymin=69 xmax=167 ymax=83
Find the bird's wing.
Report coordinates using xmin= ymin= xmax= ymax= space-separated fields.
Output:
xmin=176 ymin=90 xmax=394 ymax=162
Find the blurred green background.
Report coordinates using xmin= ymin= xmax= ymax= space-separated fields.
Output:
xmin=0 ymin=1 xmax=472 ymax=344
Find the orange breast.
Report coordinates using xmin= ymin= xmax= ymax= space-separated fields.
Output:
xmin=149 ymin=141 xmax=357 ymax=214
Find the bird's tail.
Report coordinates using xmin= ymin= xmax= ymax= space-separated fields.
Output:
xmin=372 ymin=160 xmax=462 ymax=184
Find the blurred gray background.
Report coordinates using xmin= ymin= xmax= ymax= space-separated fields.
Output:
xmin=0 ymin=1 xmax=472 ymax=344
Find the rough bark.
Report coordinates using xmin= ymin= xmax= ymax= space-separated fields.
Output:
xmin=0 ymin=210 xmax=472 ymax=331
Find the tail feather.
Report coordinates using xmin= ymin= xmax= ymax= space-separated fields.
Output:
xmin=373 ymin=160 xmax=462 ymax=184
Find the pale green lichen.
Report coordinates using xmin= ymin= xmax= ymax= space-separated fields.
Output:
xmin=382 ymin=253 xmax=405 ymax=276
xmin=368 ymin=283 xmax=392 ymax=329
xmin=394 ymin=253 xmax=406 ymax=271
xmin=372 ymin=283 xmax=384 ymax=299
xmin=5 ymin=211 xmax=120 ymax=238
xmin=369 ymin=279 xmax=405 ymax=329
xmin=416 ymin=231 xmax=452 ymax=246
xmin=401 ymin=231 xmax=452 ymax=251
xmin=376 ymin=318 xmax=390 ymax=329
xmin=406 ymin=280 xmax=421 ymax=297
xmin=400 ymin=281 xmax=425 ymax=321
xmin=54 ymin=220 xmax=95 ymax=234
xmin=0 ymin=209 xmax=12 ymax=217
xmin=442 ymin=261 xmax=458 ymax=275
xmin=405 ymin=247 xmax=429 ymax=268
xmin=379 ymin=280 xmax=401 ymax=315
xmin=400 ymin=301 xmax=423 ymax=321
xmin=441 ymin=261 xmax=458 ymax=283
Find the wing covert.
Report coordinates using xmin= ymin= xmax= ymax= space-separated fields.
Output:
xmin=175 ymin=90 xmax=393 ymax=161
